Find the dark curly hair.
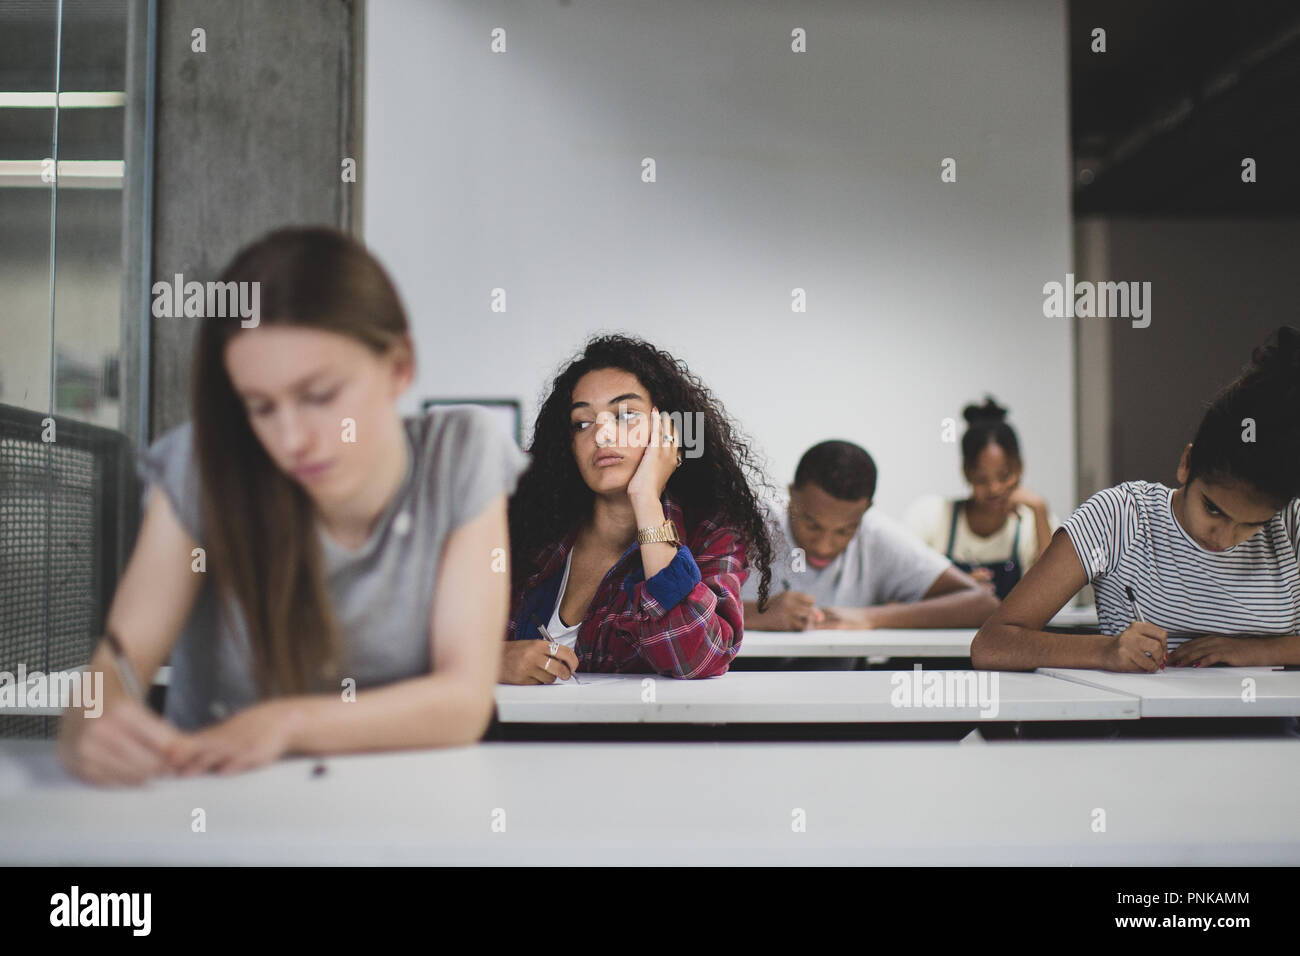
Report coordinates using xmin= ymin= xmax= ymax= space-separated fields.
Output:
xmin=509 ymin=333 xmax=775 ymax=610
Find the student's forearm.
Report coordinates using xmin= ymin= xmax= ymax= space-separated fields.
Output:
xmin=1253 ymin=634 xmax=1300 ymax=666
xmin=742 ymin=599 xmax=782 ymax=631
xmin=281 ymin=672 xmax=494 ymax=755
xmin=865 ymin=589 xmax=999 ymax=628
xmin=971 ymin=624 xmax=1112 ymax=671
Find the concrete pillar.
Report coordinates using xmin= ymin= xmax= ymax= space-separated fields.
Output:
xmin=147 ymin=0 xmax=364 ymax=437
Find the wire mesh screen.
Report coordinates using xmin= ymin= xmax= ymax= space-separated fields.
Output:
xmin=0 ymin=715 xmax=55 ymax=740
xmin=0 ymin=404 xmax=135 ymax=738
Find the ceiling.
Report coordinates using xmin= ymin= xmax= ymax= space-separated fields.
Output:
xmin=1070 ymin=0 xmax=1300 ymax=215
xmin=2 ymin=2 xmax=1297 ymax=217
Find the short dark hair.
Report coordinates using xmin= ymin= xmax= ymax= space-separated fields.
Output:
xmin=1187 ymin=325 xmax=1300 ymax=507
xmin=793 ymin=440 xmax=877 ymax=501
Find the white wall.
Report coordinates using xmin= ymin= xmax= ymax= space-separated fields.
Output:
xmin=364 ymin=0 xmax=1074 ymax=517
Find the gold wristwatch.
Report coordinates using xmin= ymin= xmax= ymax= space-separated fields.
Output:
xmin=636 ymin=519 xmax=681 ymax=546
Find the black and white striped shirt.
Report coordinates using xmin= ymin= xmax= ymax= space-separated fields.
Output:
xmin=1062 ymin=481 xmax=1300 ymax=648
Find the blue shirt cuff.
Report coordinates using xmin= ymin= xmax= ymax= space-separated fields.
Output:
xmin=644 ymin=545 xmax=702 ymax=610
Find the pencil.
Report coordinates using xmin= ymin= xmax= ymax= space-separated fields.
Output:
xmin=103 ymin=629 xmax=144 ymax=699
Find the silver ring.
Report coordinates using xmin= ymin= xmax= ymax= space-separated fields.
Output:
xmin=544 ymin=658 xmax=551 ymax=673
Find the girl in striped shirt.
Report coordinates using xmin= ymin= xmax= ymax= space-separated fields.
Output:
xmin=973 ymin=326 xmax=1300 ymax=672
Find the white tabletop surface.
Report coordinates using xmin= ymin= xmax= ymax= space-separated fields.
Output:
xmin=737 ymin=628 xmax=974 ymax=658
xmin=494 ymin=670 xmax=1139 ymax=723
xmin=735 ymin=607 xmax=1097 ymax=659
xmin=1048 ymin=605 xmax=1100 ymax=628
xmin=1037 ymin=666 xmax=1300 ymax=718
xmin=2 ymin=737 xmax=1297 ymax=864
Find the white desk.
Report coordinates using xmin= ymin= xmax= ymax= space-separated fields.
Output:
xmin=1038 ymin=667 xmax=1300 ymax=718
xmin=1048 ymin=605 xmax=1100 ymax=629
xmin=737 ymin=629 xmax=973 ymax=658
xmin=735 ymin=607 xmax=1097 ymax=660
xmin=2 ymin=738 xmax=1297 ymax=864
xmin=12 ymin=667 xmax=1135 ymax=725
xmin=494 ymin=671 xmax=1138 ymax=723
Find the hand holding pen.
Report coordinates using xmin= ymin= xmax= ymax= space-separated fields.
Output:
xmin=765 ymin=577 xmax=822 ymax=631
xmin=531 ymin=614 xmax=581 ymax=683
xmin=57 ymin=629 xmax=189 ymax=786
xmin=1108 ymin=585 xmax=1168 ymax=672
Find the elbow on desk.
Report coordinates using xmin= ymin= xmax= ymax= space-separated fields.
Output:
xmin=970 ymin=623 xmax=1036 ymax=672
xmin=652 ymin=647 xmax=735 ymax=680
xmin=969 ymin=624 xmax=1000 ymax=671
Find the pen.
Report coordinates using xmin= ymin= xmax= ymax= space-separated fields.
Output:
xmin=530 ymin=613 xmax=581 ymax=684
xmin=781 ymin=577 xmax=820 ymax=631
xmin=1123 ymin=585 xmax=1145 ymax=624
xmin=1124 ymin=585 xmax=1161 ymax=665
xmin=103 ymin=629 xmax=143 ymax=699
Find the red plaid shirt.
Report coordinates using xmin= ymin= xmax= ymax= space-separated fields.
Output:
xmin=506 ymin=495 xmax=749 ymax=678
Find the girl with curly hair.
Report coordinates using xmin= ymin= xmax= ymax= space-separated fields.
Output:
xmin=501 ymin=334 xmax=774 ymax=684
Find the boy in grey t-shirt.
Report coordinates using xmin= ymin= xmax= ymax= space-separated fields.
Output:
xmin=740 ymin=441 xmax=997 ymax=636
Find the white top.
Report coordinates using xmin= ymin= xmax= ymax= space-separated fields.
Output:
xmin=739 ymin=500 xmax=951 ymax=607
xmin=904 ymin=494 xmax=1058 ymax=570
xmin=1061 ymin=481 xmax=1300 ymax=649
xmin=10 ymin=738 xmax=1298 ymax=864
xmin=544 ymin=549 xmax=581 ymax=683
xmin=546 ymin=549 xmax=582 ymax=647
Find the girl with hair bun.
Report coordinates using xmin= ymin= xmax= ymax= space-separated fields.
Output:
xmin=904 ymin=397 xmax=1057 ymax=600
xmin=973 ymin=326 xmax=1300 ymax=672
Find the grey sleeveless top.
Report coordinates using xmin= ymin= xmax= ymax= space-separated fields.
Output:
xmin=138 ymin=407 xmax=529 ymax=729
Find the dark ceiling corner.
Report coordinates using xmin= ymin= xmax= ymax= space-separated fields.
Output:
xmin=1070 ymin=0 xmax=1300 ymax=216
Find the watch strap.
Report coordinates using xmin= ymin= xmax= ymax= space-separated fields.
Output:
xmin=636 ymin=520 xmax=681 ymax=546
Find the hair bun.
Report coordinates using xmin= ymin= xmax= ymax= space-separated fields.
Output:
xmin=962 ymin=396 xmax=1009 ymax=425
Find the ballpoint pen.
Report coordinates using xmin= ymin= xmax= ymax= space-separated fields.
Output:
xmin=1125 ymin=585 xmax=1163 ymax=666
xmin=530 ymin=613 xmax=581 ymax=683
